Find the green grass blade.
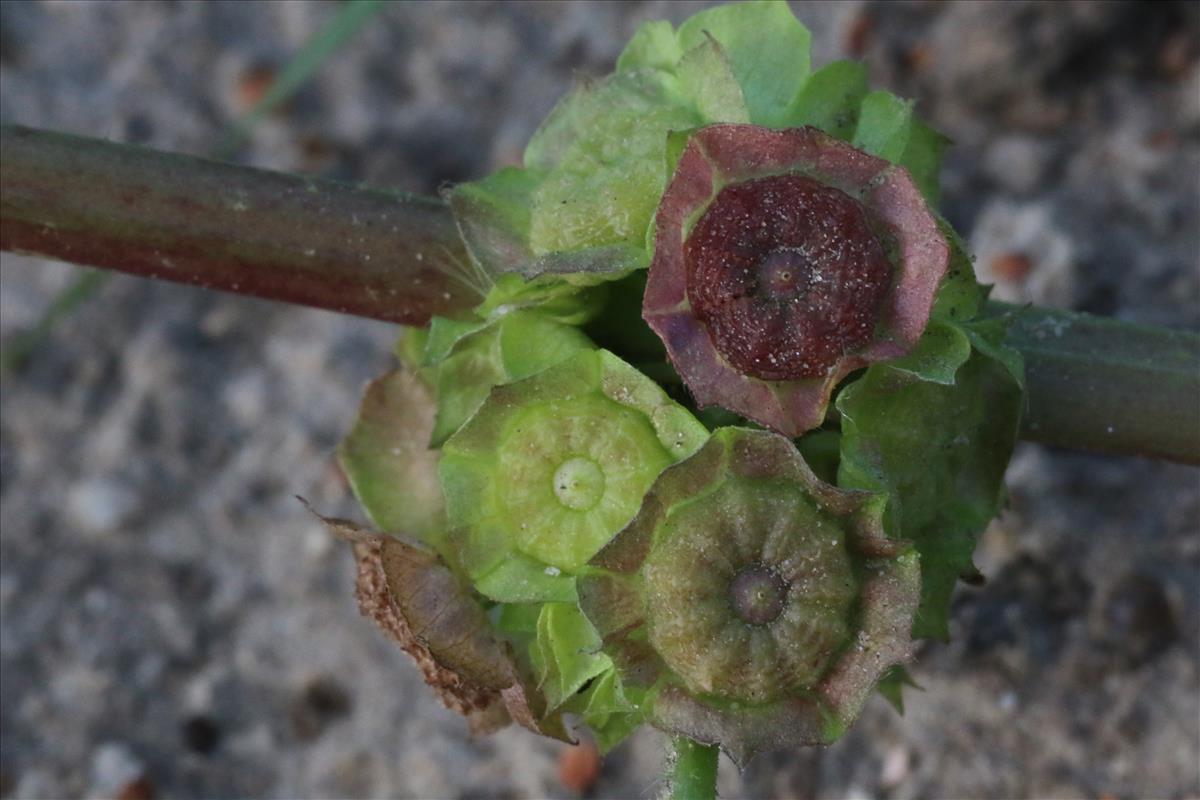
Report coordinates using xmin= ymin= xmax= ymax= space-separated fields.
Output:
xmin=0 ymin=270 xmax=108 ymax=373
xmin=211 ymin=0 xmax=386 ymax=159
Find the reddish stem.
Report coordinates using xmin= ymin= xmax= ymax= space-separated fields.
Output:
xmin=0 ymin=125 xmax=481 ymax=325
xmin=2 ymin=126 xmax=1197 ymax=465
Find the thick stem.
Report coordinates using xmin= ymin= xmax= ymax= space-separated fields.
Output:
xmin=995 ymin=303 xmax=1200 ymax=465
xmin=670 ymin=736 xmax=719 ymax=800
xmin=0 ymin=125 xmax=482 ymax=325
xmin=2 ymin=127 xmax=1196 ymax=464
xmin=0 ymin=1 xmax=387 ymax=371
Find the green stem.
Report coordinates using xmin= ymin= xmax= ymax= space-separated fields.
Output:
xmin=670 ymin=736 xmax=719 ymax=800
xmin=993 ymin=302 xmax=1200 ymax=465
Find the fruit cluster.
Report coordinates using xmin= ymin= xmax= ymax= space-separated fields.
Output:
xmin=330 ymin=0 xmax=1023 ymax=763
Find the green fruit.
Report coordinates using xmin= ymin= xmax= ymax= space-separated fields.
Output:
xmin=439 ymin=349 xmax=708 ymax=598
xmin=578 ymin=427 xmax=920 ymax=765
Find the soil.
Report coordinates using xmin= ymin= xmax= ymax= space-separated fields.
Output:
xmin=2 ymin=2 xmax=1197 ymax=798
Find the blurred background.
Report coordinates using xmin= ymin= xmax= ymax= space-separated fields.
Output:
xmin=1 ymin=1 xmax=1197 ymax=798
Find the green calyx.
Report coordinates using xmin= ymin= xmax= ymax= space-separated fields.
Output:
xmin=495 ymin=394 xmax=671 ymax=569
xmin=837 ymin=316 xmax=1024 ymax=640
xmin=527 ymin=600 xmax=650 ymax=752
xmin=423 ymin=309 xmax=594 ymax=446
xmin=641 ymin=474 xmax=859 ymax=703
xmin=439 ymin=348 xmax=709 ymax=597
xmin=525 ymin=71 xmax=702 ymax=257
xmin=578 ymin=427 xmax=921 ymax=765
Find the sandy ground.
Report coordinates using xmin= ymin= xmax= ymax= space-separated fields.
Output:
xmin=1 ymin=2 xmax=1198 ymax=798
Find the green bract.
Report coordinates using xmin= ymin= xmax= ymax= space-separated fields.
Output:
xmin=439 ymin=348 xmax=708 ymax=601
xmin=525 ymin=72 xmax=703 ymax=256
xmin=837 ymin=316 xmax=1023 ymax=639
xmin=578 ymin=428 xmax=920 ymax=765
xmin=422 ymin=309 xmax=594 ymax=446
xmin=490 ymin=596 xmax=647 ymax=752
xmin=338 ymin=365 xmax=447 ymax=552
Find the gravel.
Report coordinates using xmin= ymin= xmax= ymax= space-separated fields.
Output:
xmin=2 ymin=2 xmax=1197 ymax=798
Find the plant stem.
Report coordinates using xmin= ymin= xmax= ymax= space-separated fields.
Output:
xmin=994 ymin=302 xmax=1199 ymax=464
xmin=1 ymin=0 xmax=389 ymax=372
xmin=3 ymin=127 xmax=1196 ymax=464
xmin=670 ymin=736 xmax=719 ymax=800
xmin=0 ymin=125 xmax=481 ymax=326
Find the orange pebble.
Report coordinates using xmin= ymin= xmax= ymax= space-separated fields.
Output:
xmin=906 ymin=42 xmax=934 ymax=73
xmin=237 ymin=64 xmax=277 ymax=111
xmin=990 ymin=251 xmax=1034 ymax=283
xmin=846 ymin=12 xmax=874 ymax=57
xmin=116 ymin=777 xmax=156 ymax=800
xmin=558 ymin=741 xmax=601 ymax=794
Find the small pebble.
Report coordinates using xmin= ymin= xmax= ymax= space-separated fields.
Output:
xmin=846 ymin=11 xmax=873 ymax=56
xmin=89 ymin=742 xmax=144 ymax=798
xmin=905 ymin=42 xmax=933 ymax=73
xmin=1097 ymin=573 xmax=1178 ymax=667
xmin=291 ymin=675 xmax=353 ymax=741
xmin=67 ymin=477 xmax=138 ymax=535
xmin=984 ymin=136 xmax=1051 ymax=194
xmin=879 ymin=746 xmax=910 ymax=789
xmin=990 ymin=252 xmax=1034 ymax=283
xmin=558 ymin=741 xmax=600 ymax=794
xmin=236 ymin=63 xmax=277 ymax=111
xmin=181 ymin=715 xmax=221 ymax=756
xmin=117 ymin=776 xmax=157 ymax=800
xmin=1158 ymin=31 xmax=1195 ymax=80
